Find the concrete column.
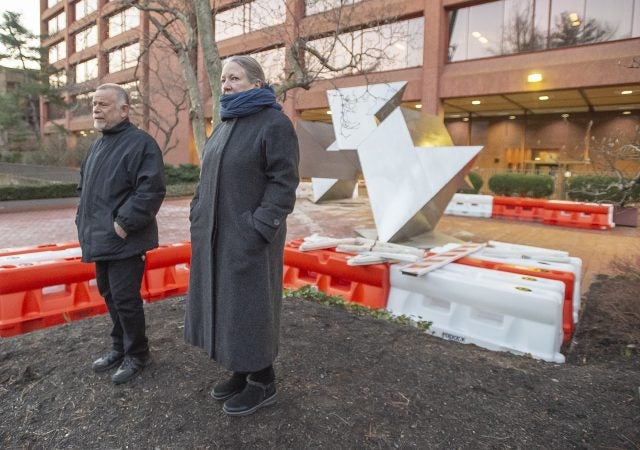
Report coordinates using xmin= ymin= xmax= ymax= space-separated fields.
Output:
xmin=421 ymin=0 xmax=447 ymax=118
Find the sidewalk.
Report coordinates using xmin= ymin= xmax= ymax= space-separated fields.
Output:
xmin=1 ymin=187 xmax=638 ymax=295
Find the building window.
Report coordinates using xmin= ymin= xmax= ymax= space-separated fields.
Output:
xmin=215 ymin=0 xmax=285 ymax=41
xmin=305 ymin=17 xmax=423 ymax=79
xmin=48 ymin=40 xmax=66 ymax=63
xmin=246 ymin=47 xmax=286 ymax=84
xmin=75 ymin=58 xmax=98 ymax=83
xmin=75 ymin=0 xmax=97 ymax=21
xmin=49 ymin=70 xmax=67 ymax=88
xmin=108 ymin=42 xmax=140 ymax=73
xmin=48 ymin=0 xmax=63 ymax=8
xmin=72 ymin=92 xmax=93 ymax=116
xmin=75 ymin=25 xmax=98 ymax=52
xmin=304 ymin=0 xmax=362 ymax=16
xmin=449 ymin=0 xmax=640 ymax=62
xmin=119 ymin=80 xmax=141 ymax=105
xmin=48 ymin=12 xmax=66 ymax=35
xmin=108 ymin=7 xmax=140 ymax=38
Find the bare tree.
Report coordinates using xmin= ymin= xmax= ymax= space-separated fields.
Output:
xmin=112 ymin=0 xmax=414 ymax=159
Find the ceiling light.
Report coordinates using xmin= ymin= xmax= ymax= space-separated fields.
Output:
xmin=471 ymin=31 xmax=481 ymax=38
xmin=508 ymin=115 xmax=516 ymax=120
xmin=415 ymin=104 xmax=422 ymax=109
xmin=527 ymin=73 xmax=542 ymax=83
xmin=326 ymin=110 xmax=332 ymax=115
xmin=561 ymin=113 xmax=570 ymax=118
xmin=621 ymin=90 xmax=632 ymax=95
xmin=538 ymin=95 xmax=549 ymax=101
xmin=471 ymin=100 xmax=481 ymax=105
xmin=622 ymin=111 xmax=632 ymax=115
xmin=462 ymin=117 xmax=469 ymax=122
xmin=478 ymin=37 xmax=489 ymax=44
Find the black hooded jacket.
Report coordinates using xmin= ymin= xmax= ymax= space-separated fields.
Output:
xmin=76 ymin=119 xmax=166 ymax=262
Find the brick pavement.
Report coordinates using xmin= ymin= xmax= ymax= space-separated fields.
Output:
xmin=1 ymin=184 xmax=638 ymax=296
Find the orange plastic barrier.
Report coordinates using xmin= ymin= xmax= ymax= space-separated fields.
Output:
xmin=542 ymin=201 xmax=613 ymax=230
xmin=491 ymin=196 xmax=547 ymax=222
xmin=0 ymin=242 xmax=193 ymax=337
xmin=451 ymin=256 xmax=576 ymax=343
xmin=0 ymin=242 xmax=80 ymax=258
xmin=142 ymin=242 xmax=191 ymax=302
xmin=0 ymin=257 xmax=104 ymax=337
xmin=283 ymin=239 xmax=390 ymax=309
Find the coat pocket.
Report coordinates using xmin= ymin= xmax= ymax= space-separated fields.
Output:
xmin=238 ymin=210 xmax=268 ymax=250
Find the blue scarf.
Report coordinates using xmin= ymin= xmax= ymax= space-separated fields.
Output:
xmin=219 ymin=85 xmax=282 ymax=120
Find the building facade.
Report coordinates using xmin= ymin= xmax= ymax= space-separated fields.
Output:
xmin=40 ymin=0 xmax=640 ymax=177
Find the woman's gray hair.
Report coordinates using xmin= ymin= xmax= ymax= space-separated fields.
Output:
xmin=225 ymin=55 xmax=266 ymax=86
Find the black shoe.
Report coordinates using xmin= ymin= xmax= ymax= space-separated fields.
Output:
xmin=211 ymin=374 xmax=247 ymax=401
xmin=223 ymin=378 xmax=277 ymax=416
xmin=111 ymin=354 xmax=150 ymax=385
xmin=92 ymin=350 xmax=124 ymax=373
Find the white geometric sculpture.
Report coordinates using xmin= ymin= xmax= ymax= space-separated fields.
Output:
xmin=297 ymin=120 xmax=360 ymax=202
xmin=327 ymin=81 xmax=407 ymax=150
xmin=300 ymin=81 xmax=483 ymax=243
xmin=358 ymin=106 xmax=482 ymax=242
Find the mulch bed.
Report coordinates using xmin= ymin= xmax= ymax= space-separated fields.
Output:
xmin=1 ymin=274 xmax=639 ymax=449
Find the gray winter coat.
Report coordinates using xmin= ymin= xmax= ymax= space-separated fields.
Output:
xmin=76 ymin=119 xmax=166 ymax=262
xmin=184 ymin=107 xmax=299 ymax=372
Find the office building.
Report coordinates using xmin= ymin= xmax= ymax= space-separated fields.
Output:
xmin=41 ymin=0 xmax=640 ymax=177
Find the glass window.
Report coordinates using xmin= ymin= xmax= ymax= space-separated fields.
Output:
xmin=305 ymin=0 xmax=362 ymax=16
xmin=48 ymin=12 xmax=66 ymax=35
xmin=215 ymin=5 xmax=246 ymax=40
xmin=73 ymin=92 xmax=93 ymax=116
xmin=467 ymin=1 xmax=504 ymax=58
xmin=502 ymin=0 xmax=545 ymax=54
xmin=48 ymin=40 xmax=66 ymax=63
xmin=448 ymin=0 xmax=635 ymax=61
xmin=250 ymin=47 xmax=286 ymax=83
xmin=75 ymin=0 xmax=97 ymax=21
xmin=448 ymin=8 xmax=469 ymax=62
xmin=585 ymin=0 xmax=633 ymax=40
xmin=305 ymin=17 xmax=423 ymax=79
xmin=49 ymin=70 xmax=67 ymax=88
xmin=120 ymin=81 xmax=141 ymax=105
xmin=75 ymin=25 xmax=98 ymax=52
xmin=214 ymin=0 xmax=285 ymax=41
xmin=75 ymin=58 xmax=98 ymax=83
xmin=250 ymin=0 xmax=285 ymax=29
xmin=108 ymin=8 xmax=140 ymax=38
xmin=48 ymin=0 xmax=63 ymax=8
xmin=634 ymin=0 xmax=640 ymax=37
xmin=108 ymin=42 xmax=140 ymax=73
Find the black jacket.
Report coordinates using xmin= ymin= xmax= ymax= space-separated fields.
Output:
xmin=76 ymin=119 xmax=166 ymax=262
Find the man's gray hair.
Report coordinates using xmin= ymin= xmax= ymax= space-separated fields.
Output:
xmin=96 ymin=83 xmax=130 ymax=106
xmin=225 ymin=55 xmax=266 ymax=86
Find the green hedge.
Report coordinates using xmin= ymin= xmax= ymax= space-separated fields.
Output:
xmin=164 ymin=164 xmax=200 ymax=185
xmin=566 ymin=175 xmax=640 ymax=204
xmin=458 ymin=171 xmax=483 ymax=194
xmin=488 ymin=172 xmax=554 ymax=198
xmin=0 ymin=183 xmax=78 ymax=201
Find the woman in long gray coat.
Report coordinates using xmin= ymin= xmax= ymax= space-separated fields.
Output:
xmin=185 ymin=55 xmax=299 ymax=417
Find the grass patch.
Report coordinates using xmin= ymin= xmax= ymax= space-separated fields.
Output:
xmin=284 ymin=284 xmax=431 ymax=332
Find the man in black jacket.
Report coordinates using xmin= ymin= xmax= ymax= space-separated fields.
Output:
xmin=76 ymin=83 xmax=166 ymax=384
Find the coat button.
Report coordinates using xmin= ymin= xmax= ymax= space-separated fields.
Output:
xmin=273 ymin=219 xmax=280 ymax=226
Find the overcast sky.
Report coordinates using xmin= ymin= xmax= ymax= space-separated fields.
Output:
xmin=1 ymin=1 xmax=41 ymax=68
xmin=1 ymin=1 xmax=40 ymax=34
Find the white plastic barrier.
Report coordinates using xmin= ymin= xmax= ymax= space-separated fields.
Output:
xmin=479 ymin=241 xmax=582 ymax=324
xmin=444 ymin=193 xmax=493 ymax=218
xmin=0 ymin=247 xmax=82 ymax=266
xmin=432 ymin=242 xmax=583 ymax=324
xmin=387 ymin=262 xmax=566 ymax=363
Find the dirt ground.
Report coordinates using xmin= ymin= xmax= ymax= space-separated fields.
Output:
xmin=1 ymin=269 xmax=639 ymax=449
